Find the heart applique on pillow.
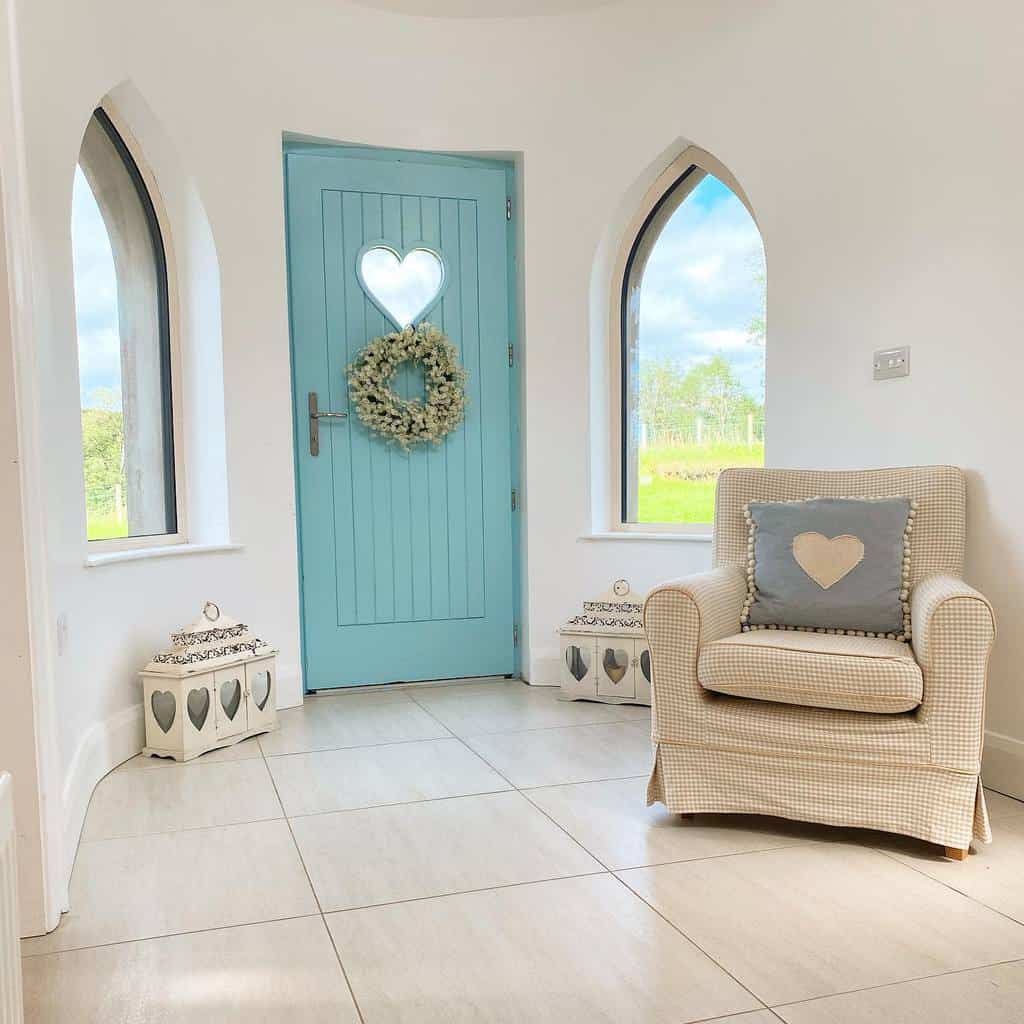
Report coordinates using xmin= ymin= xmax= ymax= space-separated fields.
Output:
xmin=791 ymin=531 xmax=865 ymax=589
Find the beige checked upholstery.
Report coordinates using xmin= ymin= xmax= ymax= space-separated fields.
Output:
xmin=698 ymin=631 xmax=923 ymax=714
xmin=644 ymin=466 xmax=996 ymax=850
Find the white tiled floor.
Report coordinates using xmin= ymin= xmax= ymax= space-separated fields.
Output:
xmin=21 ymin=680 xmax=1024 ymax=1022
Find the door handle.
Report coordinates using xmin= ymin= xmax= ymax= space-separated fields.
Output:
xmin=308 ymin=391 xmax=347 ymax=456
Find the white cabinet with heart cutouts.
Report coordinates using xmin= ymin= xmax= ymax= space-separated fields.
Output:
xmin=558 ymin=580 xmax=651 ymax=706
xmin=141 ymin=602 xmax=279 ymax=762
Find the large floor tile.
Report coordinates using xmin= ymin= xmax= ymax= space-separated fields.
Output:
xmin=983 ymin=787 xmax=1024 ymax=821
xmin=83 ymin=758 xmax=283 ymax=840
xmin=22 ymin=820 xmax=317 ymax=954
xmin=116 ymin=735 xmax=265 ymax=770
xmin=619 ymin=844 xmax=1024 ymax=1005
xmin=412 ymin=682 xmax=648 ymax=736
xmin=878 ymin=812 xmax=1024 ymax=923
xmin=267 ymin=738 xmax=510 ymax=817
xmin=526 ymin=777 xmax=820 ymax=869
xmin=325 ymin=874 xmax=760 ymax=1023
xmin=22 ymin=916 xmax=359 ymax=1023
xmin=259 ymin=694 xmax=449 ymax=756
xmin=465 ymin=721 xmax=652 ymax=788
xmin=706 ymin=1015 xmax=781 ymax=1024
xmin=406 ymin=677 xmax=518 ymax=698
xmin=775 ymin=959 xmax=1024 ymax=1023
xmin=291 ymin=790 xmax=601 ymax=910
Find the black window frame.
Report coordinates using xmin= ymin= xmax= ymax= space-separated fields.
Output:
xmin=86 ymin=107 xmax=178 ymax=539
xmin=618 ymin=163 xmax=700 ymax=524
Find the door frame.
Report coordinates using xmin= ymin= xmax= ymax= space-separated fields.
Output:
xmin=282 ymin=140 xmax=523 ymax=693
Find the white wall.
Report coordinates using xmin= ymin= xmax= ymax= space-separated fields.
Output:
xmin=6 ymin=0 xmax=1024 ymax=923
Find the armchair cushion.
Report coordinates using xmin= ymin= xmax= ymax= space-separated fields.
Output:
xmin=698 ymin=630 xmax=923 ymax=714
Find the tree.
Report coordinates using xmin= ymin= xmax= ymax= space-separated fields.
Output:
xmin=639 ymin=353 xmax=761 ymax=446
xmin=81 ymin=406 xmax=124 ymax=512
xmin=746 ymin=248 xmax=767 ymax=398
xmin=639 ymin=358 xmax=689 ymax=443
xmin=689 ymin=356 xmax=747 ymax=439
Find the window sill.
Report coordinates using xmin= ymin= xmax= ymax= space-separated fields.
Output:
xmin=579 ymin=531 xmax=713 ymax=543
xmin=85 ymin=542 xmax=243 ymax=568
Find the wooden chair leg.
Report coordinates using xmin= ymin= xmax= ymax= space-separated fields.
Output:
xmin=944 ymin=846 xmax=969 ymax=861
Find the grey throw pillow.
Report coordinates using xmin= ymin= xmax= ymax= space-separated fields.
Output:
xmin=742 ymin=497 xmax=914 ymax=639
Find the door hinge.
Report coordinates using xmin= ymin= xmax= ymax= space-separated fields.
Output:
xmin=511 ymin=488 xmax=518 ymax=512
xmin=506 ymin=196 xmax=512 ymax=221
xmin=508 ymin=343 xmax=514 ymax=368
xmin=513 ymin=623 xmax=520 ymax=647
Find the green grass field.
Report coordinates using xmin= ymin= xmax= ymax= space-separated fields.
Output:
xmin=638 ymin=442 xmax=764 ymax=524
xmin=86 ymin=512 xmax=130 ymax=541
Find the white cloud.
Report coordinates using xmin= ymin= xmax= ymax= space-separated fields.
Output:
xmin=689 ymin=328 xmax=751 ymax=351
xmin=682 ymin=254 xmax=724 ymax=284
xmin=634 ymin=173 xmax=766 ymax=400
xmin=72 ymin=165 xmax=122 ymax=404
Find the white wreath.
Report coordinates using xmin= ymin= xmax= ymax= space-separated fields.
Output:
xmin=346 ymin=322 xmax=468 ymax=452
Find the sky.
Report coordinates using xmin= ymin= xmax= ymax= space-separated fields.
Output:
xmin=637 ymin=173 xmax=766 ymax=401
xmin=72 ymin=165 xmax=122 ymax=410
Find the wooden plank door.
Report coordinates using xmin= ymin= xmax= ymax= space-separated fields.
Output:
xmin=285 ymin=149 xmax=517 ymax=688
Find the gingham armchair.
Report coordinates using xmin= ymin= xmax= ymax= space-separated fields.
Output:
xmin=643 ymin=466 xmax=996 ymax=859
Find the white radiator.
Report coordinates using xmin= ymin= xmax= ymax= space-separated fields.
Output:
xmin=0 ymin=774 xmax=22 ymax=1023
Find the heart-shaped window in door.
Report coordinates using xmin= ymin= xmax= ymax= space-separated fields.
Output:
xmin=220 ymin=678 xmax=242 ymax=720
xmin=187 ymin=687 xmax=210 ymax=731
xmin=565 ymin=644 xmax=590 ymax=683
xmin=602 ymin=648 xmax=630 ymax=685
xmin=251 ymin=670 xmax=272 ymax=712
xmin=151 ymin=691 xmax=176 ymax=734
xmin=640 ymin=649 xmax=652 ymax=684
xmin=357 ymin=244 xmax=445 ymax=329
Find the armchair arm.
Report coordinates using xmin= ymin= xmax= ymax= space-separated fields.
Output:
xmin=911 ymin=574 xmax=996 ymax=772
xmin=643 ymin=566 xmax=747 ymax=739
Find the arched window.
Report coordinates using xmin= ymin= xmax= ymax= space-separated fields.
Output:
xmin=620 ymin=150 xmax=765 ymax=529
xmin=72 ymin=107 xmax=179 ymax=543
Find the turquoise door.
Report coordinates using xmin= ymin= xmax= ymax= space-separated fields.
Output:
xmin=285 ymin=147 xmax=518 ymax=689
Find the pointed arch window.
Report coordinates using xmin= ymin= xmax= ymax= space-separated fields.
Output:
xmin=620 ymin=151 xmax=765 ymax=528
xmin=72 ymin=108 xmax=179 ymax=543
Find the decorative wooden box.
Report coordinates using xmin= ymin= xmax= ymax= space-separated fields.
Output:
xmin=141 ymin=602 xmax=278 ymax=762
xmin=558 ymin=579 xmax=651 ymax=706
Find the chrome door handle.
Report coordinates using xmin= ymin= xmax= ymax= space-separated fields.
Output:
xmin=308 ymin=391 xmax=347 ymax=456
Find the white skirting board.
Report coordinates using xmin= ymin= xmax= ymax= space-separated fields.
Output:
xmin=61 ymin=704 xmax=145 ymax=892
xmin=983 ymin=730 xmax=1024 ymax=801
xmin=527 ymin=654 xmax=562 ymax=688
xmin=57 ymin=685 xmax=305 ymax=927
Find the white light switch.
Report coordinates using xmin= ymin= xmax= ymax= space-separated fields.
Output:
xmin=873 ymin=346 xmax=910 ymax=381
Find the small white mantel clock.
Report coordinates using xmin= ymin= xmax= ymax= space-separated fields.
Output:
xmin=558 ymin=579 xmax=651 ymax=706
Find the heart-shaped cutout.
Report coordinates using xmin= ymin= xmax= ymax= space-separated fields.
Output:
xmin=220 ymin=678 xmax=242 ymax=720
xmin=565 ymin=645 xmax=589 ymax=682
xmin=640 ymin=649 xmax=652 ymax=684
xmin=792 ymin=531 xmax=865 ymax=589
xmin=603 ymin=648 xmax=629 ymax=685
xmin=251 ymin=670 xmax=271 ymax=711
xmin=359 ymin=245 xmax=444 ymax=328
xmin=187 ymin=687 xmax=210 ymax=731
xmin=151 ymin=690 xmax=176 ymax=734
